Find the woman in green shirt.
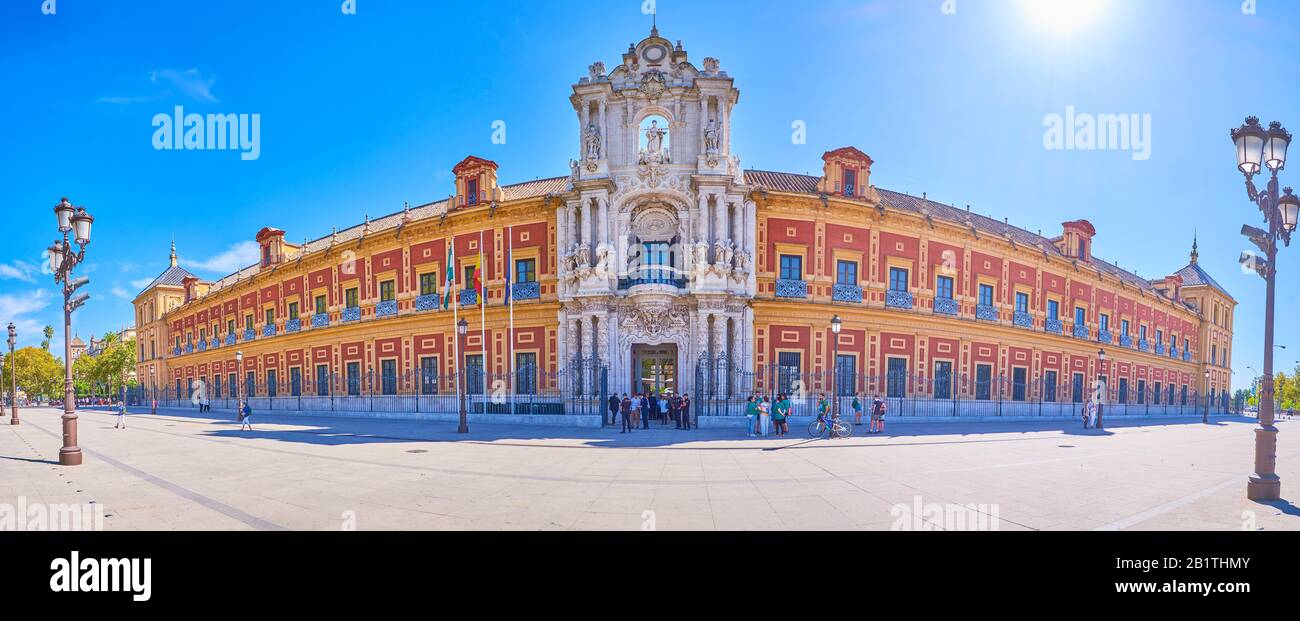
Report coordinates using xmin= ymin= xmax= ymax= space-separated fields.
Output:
xmin=772 ymin=394 xmax=791 ymax=437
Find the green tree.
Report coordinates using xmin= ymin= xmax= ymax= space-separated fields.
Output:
xmin=0 ymin=347 xmax=64 ymax=401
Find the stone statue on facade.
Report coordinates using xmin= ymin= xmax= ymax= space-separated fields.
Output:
xmin=704 ymin=119 xmax=721 ymax=155
xmin=639 ymin=120 xmax=669 ymax=165
xmin=584 ymin=123 xmax=602 ymax=161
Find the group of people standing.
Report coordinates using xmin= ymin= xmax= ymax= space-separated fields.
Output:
xmin=851 ymin=395 xmax=889 ymax=434
xmin=611 ymin=392 xmax=693 ymax=433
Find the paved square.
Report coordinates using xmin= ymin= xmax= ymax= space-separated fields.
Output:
xmin=1 ymin=407 xmax=1297 ymax=531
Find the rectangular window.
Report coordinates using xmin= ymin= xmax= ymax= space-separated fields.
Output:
xmin=265 ymin=308 xmax=275 ymax=326
xmin=1121 ymin=319 xmax=1130 ymax=336
xmin=466 ymin=178 xmax=479 ymax=206
xmin=777 ymin=352 xmax=802 ymax=395
xmin=379 ymin=280 xmax=395 ymax=303
xmin=978 ymin=284 xmax=994 ymax=307
xmin=227 ymin=319 xmax=236 ymax=336
xmin=1118 ymin=377 xmax=1129 ymax=404
xmin=1074 ymin=307 xmax=1086 ymax=326
xmin=889 ymin=267 xmax=909 ymax=292
xmin=835 ymin=355 xmax=856 ymax=397
xmin=466 ymin=355 xmax=485 ymax=395
xmin=934 ymin=361 xmax=953 ymax=400
xmin=213 ymin=375 xmax=222 ymax=399
xmin=515 ymin=259 xmax=537 ymax=284
xmin=245 ymin=371 xmax=256 ymax=398
xmin=419 ymin=273 xmax=438 ymax=297
xmin=515 ymin=352 xmax=538 ymax=396
xmin=1154 ymin=381 xmax=1163 ymax=405
xmin=1100 ymin=314 xmax=1110 ymax=333
xmin=1137 ymin=379 xmax=1147 ymax=404
xmin=287 ymin=301 xmax=299 ymax=319
xmin=266 ymin=370 xmax=278 ymax=398
xmin=1012 ymin=368 xmax=1027 ymax=402
xmin=419 ymin=357 xmax=439 ymax=396
xmin=290 ymin=367 xmax=302 ymax=397
xmin=346 ymin=362 xmax=361 ymax=396
xmin=843 ymin=168 xmax=856 ymax=197
xmin=975 ymin=364 xmax=992 ymax=401
xmin=1044 ymin=370 xmax=1058 ymax=403
xmin=779 ymin=255 xmax=803 ymax=281
xmin=228 ymin=373 xmax=236 ymax=398
xmin=1180 ymin=385 xmax=1188 ymax=406
xmin=836 ymin=260 xmax=859 ymax=286
xmin=1156 ymin=329 xmax=1164 ymax=345
xmin=316 ymin=365 xmax=330 ymax=397
xmin=381 ymin=359 xmax=397 ymax=395
xmin=886 ymin=357 xmax=908 ymax=399
xmin=345 ymin=288 xmax=359 ymax=309
xmin=1212 ymin=344 xmax=1217 ymax=364
xmin=315 ymin=295 xmax=327 ymax=316
xmin=1015 ymin=292 xmax=1029 ymax=313
xmin=244 ymin=314 xmax=254 ymax=331
xmin=936 ymin=275 xmax=954 ymax=300
xmin=1071 ymin=373 xmax=1085 ymax=404
xmin=1047 ymin=299 xmax=1060 ymax=320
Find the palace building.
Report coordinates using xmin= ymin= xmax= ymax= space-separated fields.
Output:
xmin=133 ymin=27 xmax=1236 ymax=417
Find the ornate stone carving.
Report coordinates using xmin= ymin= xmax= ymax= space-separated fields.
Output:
xmin=588 ymin=61 xmax=606 ymax=81
xmin=639 ymin=120 xmax=669 ymax=165
xmin=584 ymin=123 xmax=602 ymax=161
xmin=702 ymin=57 xmax=720 ymax=76
xmin=639 ymin=70 xmax=668 ymax=99
xmin=704 ymin=119 xmax=721 ymax=155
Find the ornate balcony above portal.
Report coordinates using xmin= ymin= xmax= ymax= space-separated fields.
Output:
xmin=312 ymin=313 xmax=330 ymax=329
xmin=460 ymin=290 xmax=479 ymax=307
xmin=1098 ymin=330 xmax=1113 ymax=345
xmin=886 ymin=290 xmax=914 ymax=310
xmin=933 ymin=297 xmax=958 ymax=316
xmin=512 ymin=281 xmax=541 ymax=301
xmin=376 ymin=301 xmax=398 ymax=319
xmin=832 ymin=284 xmax=863 ymax=304
xmin=776 ymin=279 xmax=809 ymax=299
xmin=285 ymin=319 xmax=302 ymax=334
xmin=1120 ymin=334 xmax=1133 ymax=348
xmin=619 ymin=277 xmax=686 ymax=292
xmin=1045 ymin=318 xmax=1064 ymax=335
xmin=415 ymin=295 xmax=440 ymax=312
xmin=1072 ymin=324 xmax=1089 ymax=340
xmin=976 ymin=304 xmax=999 ymax=322
xmin=1013 ymin=311 xmax=1034 ymax=329
xmin=263 ymin=324 xmax=277 ymax=338
xmin=342 ymin=307 xmax=362 ymax=323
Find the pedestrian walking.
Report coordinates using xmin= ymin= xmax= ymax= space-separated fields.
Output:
xmin=1082 ymin=399 xmax=1094 ymax=429
xmin=608 ymin=394 xmax=621 ymax=427
xmin=239 ymin=400 xmax=254 ymax=431
xmin=658 ymin=395 xmax=669 ymax=425
xmin=852 ymin=394 xmax=864 ymax=425
xmin=620 ymin=394 xmax=633 ymax=433
xmin=680 ymin=393 xmax=692 ymax=430
xmin=114 ymin=401 xmax=127 ymax=430
xmin=870 ymin=395 xmax=886 ymax=434
xmin=639 ymin=393 xmax=650 ymax=430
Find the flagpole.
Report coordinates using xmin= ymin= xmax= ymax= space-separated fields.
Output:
xmin=479 ymin=229 xmax=488 ymax=408
xmin=507 ymin=226 xmax=516 ymax=414
xmin=450 ymin=239 xmax=461 ymax=415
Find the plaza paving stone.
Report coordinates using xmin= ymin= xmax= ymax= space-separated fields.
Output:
xmin=0 ymin=406 xmax=1297 ymax=531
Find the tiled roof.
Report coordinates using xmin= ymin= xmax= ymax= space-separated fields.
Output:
xmin=138 ymin=265 xmax=200 ymax=294
xmin=1174 ymin=262 xmax=1233 ymax=301
xmin=743 ymin=170 xmax=1163 ymax=295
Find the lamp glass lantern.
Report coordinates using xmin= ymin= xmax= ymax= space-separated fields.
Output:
xmin=830 ymin=315 xmax=842 ymax=335
xmin=1264 ymin=122 xmax=1292 ymax=173
xmin=53 ymin=198 xmax=74 ymax=233
xmin=1098 ymin=349 xmax=1106 ymax=363
xmin=1233 ymin=117 xmax=1268 ymax=176
xmin=457 ymin=318 xmax=469 ymax=336
xmin=47 ymin=241 xmax=64 ymax=273
xmin=1279 ymin=188 xmax=1299 ymax=233
xmin=71 ymin=209 xmax=93 ymax=246
xmin=236 ymin=350 xmax=244 ymax=363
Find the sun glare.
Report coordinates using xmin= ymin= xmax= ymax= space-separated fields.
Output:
xmin=1022 ymin=0 xmax=1107 ymax=34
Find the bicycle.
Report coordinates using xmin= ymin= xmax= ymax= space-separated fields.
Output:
xmin=809 ymin=412 xmax=853 ymax=439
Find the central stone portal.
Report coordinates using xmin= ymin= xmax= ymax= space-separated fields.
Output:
xmin=632 ymin=344 xmax=678 ymax=397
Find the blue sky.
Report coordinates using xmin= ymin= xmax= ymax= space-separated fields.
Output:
xmin=0 ymin=0 xmax=1296 ymax=388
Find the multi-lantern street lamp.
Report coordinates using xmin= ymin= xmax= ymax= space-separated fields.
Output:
xmin=456 ymin=318 xmax=469 ymax=434
xmin=1231 ymin=116 xmax=1296 ymax=502
xmin=830 ymin=315 xmax=843 ymax=420
xmin=48 ymin=198 xmax=94 ymax=467
xmin=150 ymin=366 xmax=157 ymax=415
xmin=7 ymin=322 xmax=17 ymax=425
xmin=1204 ymin=369 xmax=1212 ymax=425
xmin=1096 ymin=349 xmax=1106 ymax=430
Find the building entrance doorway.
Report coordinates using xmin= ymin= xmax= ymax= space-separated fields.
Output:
xmin=632 ymin=344 xmax=678 ymax=396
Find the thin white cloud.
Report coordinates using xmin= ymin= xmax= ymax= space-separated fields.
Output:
xmin=0 ymin=260 xmax=38 ymax=283
xmin=130 ymin=277 xmax=155 ymax=290
xmin=181 ymin=241 xmax=259 ymax=274
xmin=151 ymin=68 xmax=219 ymax=103
xmin=111 ymin=286 xmax=133 ymax=300
xmin=0 ymin=290 xmax=52 ymax=348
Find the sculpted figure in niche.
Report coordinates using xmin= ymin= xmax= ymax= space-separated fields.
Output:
xmin=704 ymin=119 xmax=721 ymax=155
xmin=584 ymin=123 xmax=602 ymax=160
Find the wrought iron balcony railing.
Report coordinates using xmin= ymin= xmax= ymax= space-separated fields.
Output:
xmin=1183 ymin=350 xmax=1192 ymax=362
xmin=1013 ymin=311 xmax=1034 ymax=329
xmin=620 ymin=276 xmax=686 ymax=291
xmin=197 ymin=340 xmax=207 ymax=352
xmin=243 ymin=328 xmax=256 ymax=342
xmin=460 ymin=290 xmax=479 ymax=306
xmin=263 ymin=324 xmax=276 ymax=338
xmin=1169 ymin=346 xmax=1179 ymax=359
xmin=1139 ymin=339 xmax=1150 ymax=352
xmin=1073 ymin=324 xmax=1089 ymax=339
xmin=225 ymin=334 xmax=237 ymax=346
xmin=1045 ymin=318 xmax=1064 ymax=335
xmin=210 ymin=338 xmax=220 ymax=349
xmin=376 ymin=300 xmax=399 ymax=318
xmin=933 ymin=297 xmax=959 ymax=316
xmin=1120 ymin=334 xmax=1133 ymax=348
xmin=173 ymin=346 xmax=182 ymax=357
xmin=775 ymin=279 xmax=809 ymax=299
xmin=285 ymin=319 xmax=302 ymax=334
xmin=342 ymin=307 xmax=362 ymax=323
xmin=976 ymin=304 xmax=999 ymax=322
xmin=1098 ymin=330 xmax=1113 ymax=345
xmin=886 ymin=290 xmax=914 ymax=310
xmin=415 ymin=294 xmax=441 ymax=312
xmin=185 ymin=343 xmax=194 ymax=354
xmin=312 ymin=313 xmax=330 ymax=328
xmin=512 ymin=281 xmax=542 ymax=301
xmin=832 ymin=283 xmax=863 ymax=304
xmin=1155 ymin=342 xmax=1166 ymax=356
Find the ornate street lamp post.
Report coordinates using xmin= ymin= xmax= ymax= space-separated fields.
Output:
xmin=8 ymin=322 xmax=18 ymax=425
xmin=1096 ymin=349 xmax=1106 ymax=430
xmin=48 ymin=198 xmax=94 ymax=466
xmin=150 ymin=366 xmax=156 ymax=415
xmin=457 ymin=318 xmax=469 ymax=434
xmin=830 ymin=315 xmax=842 ymax=420
xmin=1231 ymin=116 xmax=1296 ymax=501
xmin=1203 ymin=369 xmax=1211 ymax=424
xmin=235 ymin=351 xmax=244 ymax=413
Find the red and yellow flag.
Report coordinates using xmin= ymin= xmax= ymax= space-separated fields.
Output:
xmin=472 ymin=250 xmax=485 ymax=305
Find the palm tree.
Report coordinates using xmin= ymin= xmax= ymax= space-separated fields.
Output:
xmin=41 ymin=326 xmax=54 ymax=351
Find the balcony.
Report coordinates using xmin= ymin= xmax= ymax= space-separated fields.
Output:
xmin=775 ymin=279 xmax=809 ymax=299
xmin=1098 ymin=330 xmax=1113 ymax=345
xmin=375 ymin=300 xmax=398 ymax=318
xmin=933 ymin=297 xmax=959 ymax=316
xmin=512 ymin=281 xmax=542 ymax=301
xmin=225 ymin=334 xmax=236 ymax=346
xmin=342 ymin=307 xmax=362 ymax=323
xmin=620 ymin=277 xmax=687 ymax=291
xmin=1045 ymin=318 xmax=1063 ymax=335
xmin=460 ymin=290 xmax=479 ymax=306
xmin=210 ymin=338 xmax=220 ymax=349
xmin=197 ymin=340 xmax=207 ymax=352
xmin=1155 ymin=343 xmax=1165 ymax=356
xmin=1183 ymin=350 xmax=1192 ymax=362
xmin=415 ymin=294 xmax=441 ymax=312
xmin=285 ymin=319 xmax=302 ymax=334
xmin=1139 ymin=339 xmax=1150 ymax=353
xmin=312 ymin=313 xmax=330 ymax=329
xmin=1013 ymin=311 xmax=1034 ymax=329
xmin=1170 ymin=347 xmax=1180 ymax=359
xmin=832 ymin=283 xmax=863 ymax=304
xmin=263 ymin=324 xmax=277 ymax=338
xmin=885 ymin=290 xmax=914 ymax=310
xmin=1120 ymin=334 xmax=1133 ymax=348
xmin=173 ymin=346 xmax=182 ymax=357
xmin=1072 ymin=324 xmax=1089 ymax=340
xmin=976 ymin=304 xmax=999 ymax=322
xmin=185 ymin=343 xmax=194 ymax=354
